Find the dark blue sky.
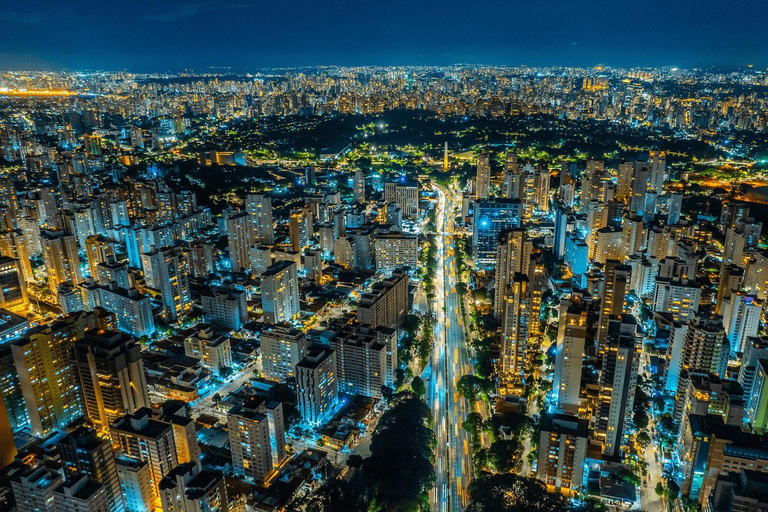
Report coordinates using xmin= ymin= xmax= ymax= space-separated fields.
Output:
xmin=1 ymin=0 xmax=767 ymax=71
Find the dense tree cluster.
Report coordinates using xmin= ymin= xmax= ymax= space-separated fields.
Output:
xmin=291 ymin=392 xmax=435 ymax=512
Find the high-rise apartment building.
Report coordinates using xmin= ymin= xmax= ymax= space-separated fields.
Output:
xmin=41 ymin=229 xmax=82 ymax=294
xmin=537 ymin=413 xmax=589 ymax=496
xmin=494 ymin=228 xmax=533 ymax=319
xmin=141 ymin=245 xmax=191 ymax=322
xmin=226 ymin=211 xmax=251 ymax=272
xmin=260 ymin=324 xmax=307 ymax=382
xmin=11 ymin=311 xmax=100 ymax=436
xmin=260 ymin=261 xmax=300 ymax=324
xmin=296 ymin=346 xmax=338 ymax=426
xmin=475 ymin=152 xmax=491 ymax=200
xmin=357 ymin=270 xmax=409 ymax=330
xmin=596 ymin=315 xmax=639 ymax=458
xmin=58 ymin=427 xmax=125 ymax=512
xmin=245 ymin=194 xmax=274 ymax=245
xmin=75 ymin=330 xmax=150 ymax=434
xmin=111 ymin=408 xmax=178 ymax=504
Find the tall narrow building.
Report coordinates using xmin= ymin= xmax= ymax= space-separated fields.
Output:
xmin=74 ymin=329 xmax=150 ymax=434
xmin=494 ymin=228 xmax=533 ymax=319
xmin=245 ymin=194 xmax=274 ymax=245
xmin=595 ymin=260 xmax=631 ymax=356
xmin=41 ymin=228 xmax=82 ymax=294
xmin=58 ymin=427 xmax=125 ymax=512
xmin=595 ymin=315 xmax=639 ymax=458
xmin=260 ymin=261 xmax=300 ymax=324
xmin=141 ymin=245 xmax=191 ymax=322
xmin=475 ymin=152 xmax=491 ymax=200
xmin=226 ymin=211 xmax=252 ymax=273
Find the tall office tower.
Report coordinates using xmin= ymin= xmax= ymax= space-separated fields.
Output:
xmin=245 ymin=194 xmax=274 ymax=245
xmin=304 ymin=165 xmax=316 ymax=186
xmin=201 ymin=285 xmax=247 ymax=330
xmin=472 ymin=199 xmax=523 ymax=268
xmin=111 ymin=408 xmax=178 ymax=503
xmin=629 ymin=165 xmax=649 ymax=218
xmin=738 ymin=337 xmax=768 ymax=403
xmin=534 ymin=164 xmax=550 ymax=213
xmin=41 ymin=229 xmax=82 ymax=293
xmin=552 ymin=297 xmax=588 ymax=415
xmin=596 ymin=315 xmax=639 ymax=458
xmin=353 ymin=170 xmax=365 ymax=204
xmin=553 ymin=207 xmax=571 ymax=260
xmin=746 ymin=360 xmax=768 ymax=432
xmin=116 ymin=457 xmax=154 ymax=512
xmin=537 ymin=413 xmax=589 ymax=495
xmin=11 ymin=312 xmax=100 ymax=437
xmin=141 ymin=245 xmax=191 ymax=322
xmin=75 ymin=330 xmax=150 ymax=434
xmin=289 ymin=208 xmax=312 ymax=253
xmin=330 ymin=322 xmax=396 ymax=397
xmin=648 ymin=150 xmax=666 ymax=194
xmin=503 ymin=154 xmax=522 ymax=199
xmin=494 ymin=228 xmax=533 ymax=319
xmin=0 ymin=344 xmax=28 ymax=433
xmin=443 ymin=142 xmax=449 ymax=171
xmin=227 ymin=404 xmax=274 ymax=483
xmin=595 ymin=260 xmax=631 ymax=356
xmin=85 ymin=235 xmax=115 ymax=279
xmin=374 ymin=233 xmax=418 ymax=274
xmin=159 ymin=462 xmax=227 ymax=512
xmin=357 ymin=270 xmax=409 ymax=330
xmin=0 ymin=256 xmax=27 ymax=308
xmin=715 ymin=264 xmax=744 ymax=315
xmin=58 ymin=427 xmax=125 ymax=512
xmin=261 ymin=325 xmax=308 ymax=384
xmin=653 ymin=278 xmax=702 ymax=324
xmin=226 ymin=211 xmax=252 ymax=272
xmin=383 ymin=182 xmax=419 ymax=218
xmin=475 ymin=152 xmax=491 ymax=200
xmin=260 ymin=261 xmax=300 ymax=324
xmin=11 ymin=467 xmax=64 ymax=512
xmin=296 ymin=346 xmax=338 ymax=426
xmin=721 ymin=293 xmax=762 ymax=355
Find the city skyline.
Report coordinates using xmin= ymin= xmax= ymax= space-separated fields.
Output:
xmin=2 ymin=0 xmax=768 ymax=71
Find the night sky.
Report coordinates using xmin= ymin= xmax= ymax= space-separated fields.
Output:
xmin=1 ymin=0 xmax=767 ymax=71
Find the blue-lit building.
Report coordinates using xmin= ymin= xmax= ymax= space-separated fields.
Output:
xmin=472 ymin=199 xmax=522 ymax=269
xmin=565 ymin=233 xmax=589 ymax=277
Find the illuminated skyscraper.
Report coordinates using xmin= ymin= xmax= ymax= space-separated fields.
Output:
xmin=260 ymin=261 xmax=300 ymax=324
xmin=475 ymin=152 xmax=491 ymax=200
xmin=245 ymin=194 xmax=274 ymax=245
xmin=353 ymin=170 xmax=365 ymax=204
xmin=141 ymin=245 xmax=191 ymax=322
xmin=11 ymin=312 xmax=99 ymax=436
xmin=58 ymin=427 xmax=125 ymax=512
xmin=226 ymin=211 xmax=251 ymax=272
xmin=75 ymin=330 xmax=150 ymax=434
xmin=41 ymin=228 xmax=82 ymax=294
